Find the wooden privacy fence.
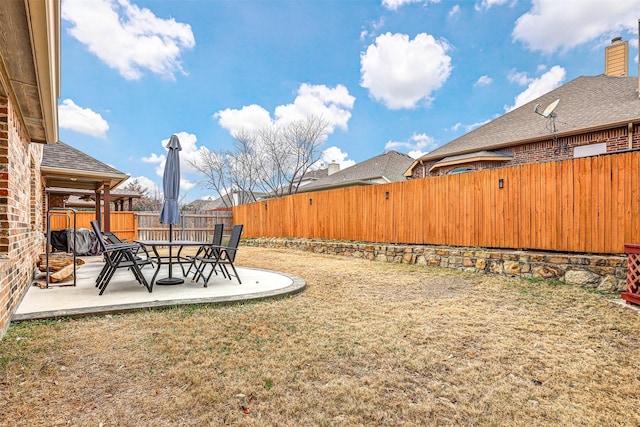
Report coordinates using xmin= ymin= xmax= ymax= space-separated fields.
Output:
xmin=48 ymin=211 xmax=233 ymax=242
xmin=49 ymin=211 xmax=137 ymax=241
xmin=233 ymin=151 xmax=640 ymax=254
xmin=136 ymin=211 xmax=233 ymax=241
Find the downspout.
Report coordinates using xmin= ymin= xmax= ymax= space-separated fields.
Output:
xmin=421 ymin=160 xmax=426 ymax=178
xmin=629 ymin=122 xmax=634 ymax=150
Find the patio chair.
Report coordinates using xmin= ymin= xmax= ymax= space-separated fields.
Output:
xmin=191 ymin=224 xmax=243 ymax=286
xmin=185 ymin=223 xmax=224 ymax=278
xmin=90 ymin=220 xmax=153 ymax=295
xmin=102 ymin=230 xmax=151 ymax=261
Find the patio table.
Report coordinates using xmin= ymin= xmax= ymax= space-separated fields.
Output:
xmin=135 ymin=240 xmax=207 ymax=287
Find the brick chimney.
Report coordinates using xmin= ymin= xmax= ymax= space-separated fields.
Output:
xmin=327 ymin=161 xmax=340 ymax=176
xmin=604 ymin=36 xmax=628 ymax=76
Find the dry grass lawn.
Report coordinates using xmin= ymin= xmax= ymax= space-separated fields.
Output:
xmin=1 ymin=246 xmax=640 ymax=426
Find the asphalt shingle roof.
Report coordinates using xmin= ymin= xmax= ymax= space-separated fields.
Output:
xmin=302 ymin=150 xmax=414 ymax=191
xmin=42 ymin=141 xmax=127 ymax=176
xmin=419 ymin=75 xmax=640 ymax=161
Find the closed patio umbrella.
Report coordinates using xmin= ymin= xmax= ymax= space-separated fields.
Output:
xmin=157 ymin=134 xmax=183 ymax=285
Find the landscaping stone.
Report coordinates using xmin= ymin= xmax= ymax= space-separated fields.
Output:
xmin=243 ymin=238 xmax=628 ymax=294
xmin=597 ymin=275 xmax=621 ymax=293
xmin=565 ymin=270 xmax=600 ymax=288
xmin=503 ymin=261 xmax=521 ymax=276
xmin=533 ymin=265 xmax=563 ymax=279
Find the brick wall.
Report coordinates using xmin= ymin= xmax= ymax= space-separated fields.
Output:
xmin=0 ymin=96 xmax=45 ymax=337
xmin=410 ymin=125 xmax=640 ymax=178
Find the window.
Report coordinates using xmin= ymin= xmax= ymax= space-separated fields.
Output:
xmin=448 ymin=167 xmax=474 ymax=175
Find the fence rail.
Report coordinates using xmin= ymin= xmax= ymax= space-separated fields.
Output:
xmin=233 ymin=151 xmax=640 ymax=254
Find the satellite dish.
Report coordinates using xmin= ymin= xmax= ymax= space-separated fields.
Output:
xmin=541 ymin=99 xmax=559 ymax=118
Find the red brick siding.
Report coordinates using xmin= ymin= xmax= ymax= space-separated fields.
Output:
xmin=409 ymin=125 xmax=640 ymax=178
xmin=0 ymin=96 xmax=45 ymax=337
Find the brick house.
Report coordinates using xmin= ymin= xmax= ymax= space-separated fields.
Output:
xmin=0 ymin=0 xmax=60 ymax=336
xmin=404 ymin=38 xmax=640 ymax=179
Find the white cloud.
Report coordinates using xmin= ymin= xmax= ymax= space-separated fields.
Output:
xmin=214 ymin=105 xmax=273 ymax=138
xmin=382 ymin=0 xmax=423 ymax=10
xmin=319 ymin=146 xmax=356 ymax=170
xmin=62 ymin=0 xmax=195 ymax=80
xmin=58 ymin=99 xmax=109 ymax=138
xmin=448 ymin=5 xmax=461 ymax=17
xmin=505 ymin=65 xmax=566 ymax=112
xmin=475 ymin=0 xmax=510 ymax=11
xmin=513 ymin=0 xmax=640 ymax=53
xmin=360 ymin=32 xmax=452 ymax=109
xmin=384 ymin=133 xmax=438 ymax=158
xmin=215 ymin=84 xmax=355 ymax=137
xmin=274 ymin=84 xmax=355 ymax=131
xmin=143 ymin=131 xmax=204 ymax=193
xmin=474 ymin=75 xmax=493 ymax=87
xmin=360 ymin=17 xmax=385 ymax=41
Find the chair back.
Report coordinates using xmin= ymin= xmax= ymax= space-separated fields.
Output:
xmin=90 ymin=220 xmax=109 ymax=252
xmin=225 ymin=224 xmax=243 ymax=262
xmin=211 ymin=223 xmax=224 ymax=246
xmin=103 ymin=231 xmax=124 ymax=245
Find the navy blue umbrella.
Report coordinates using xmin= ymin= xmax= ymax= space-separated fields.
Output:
xmin=157 ymin=134 xmax=183 ymax=285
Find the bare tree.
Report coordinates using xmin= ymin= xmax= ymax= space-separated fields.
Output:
xmin=255 ymin=115 xmax=330 ymax=197
xmin=121 ymin=178 xmax=163 ymax=211
xmin=191 ymin=114 xmax=331 ymax=204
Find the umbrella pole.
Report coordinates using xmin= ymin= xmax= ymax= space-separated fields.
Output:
xmin=156 ymin=223 xmax=184 ymax=285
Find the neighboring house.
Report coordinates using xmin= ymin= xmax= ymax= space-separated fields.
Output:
xmin=41 ymin=141 xmax=131 ymax=223
xmin=405 ymin=38 xmax=640 ymax=178
xmin=298 ymin=150 xmax=414 ymax=193
xmin=184 ymin=190 xmax=267 ymax=211
xmin=0 ymin=1 xmax=60 ymax=336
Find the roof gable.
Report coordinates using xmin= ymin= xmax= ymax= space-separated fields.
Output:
xmin=41 ymin=141 xmax=129 ymax=191
xmin=301 ymin=150 xmax=414 ymax=191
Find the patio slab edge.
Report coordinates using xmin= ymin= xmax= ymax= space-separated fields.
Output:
xmin=11 ymin=269 xmax=306 ymax=322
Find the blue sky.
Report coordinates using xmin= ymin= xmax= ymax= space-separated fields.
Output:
xmin=58 ymin=0 xmax=640 ymax=202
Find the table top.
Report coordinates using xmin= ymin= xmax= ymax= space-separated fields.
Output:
xmin=135 ymin=240 xmax=206 ymax=247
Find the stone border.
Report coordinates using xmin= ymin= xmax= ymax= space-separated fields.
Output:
xmin=243 ymin=238 xmax=628 ymax=293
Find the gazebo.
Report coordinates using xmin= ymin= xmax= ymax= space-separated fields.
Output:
xmin=41 ymin=141 xmax=131 ymax=232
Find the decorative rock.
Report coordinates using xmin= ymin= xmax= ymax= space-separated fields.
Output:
xmin=475 ymin=259 xmax=487 ymax=270
xmin=402 ymin=253 xmax=414 ymax=264
xmin=597 ymin=275 xmax=621 ymax=293
xmin=533 ymin=265 xmax=563 ymax=279
xmin=416 ymin=255 xmax=427 ymax=265
xmin=489 ymin=260 xmax=503 ymax=274
xmin=504 ymin=261 xmax=521 ymax=276
xmin=463 ymin=257 xmax=474 ymax=267
xmin=564 ymin=270 xmax=600 ymax=288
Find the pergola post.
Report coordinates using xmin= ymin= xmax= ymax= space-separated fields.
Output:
xmin=103 ymin=181 xmax=111 ymax=232
xmin=94 ymin=189 xmax=102 ymax=229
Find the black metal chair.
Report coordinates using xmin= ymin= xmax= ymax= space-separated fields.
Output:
xmin=90 ymin=220 xmax=153 ymax=295
xmin=186 ymin=223 xmax=224 ymax=278
xmin=192 ymin=224 xmax=243 ymax=286
xmin=102 ymin=230 xmax=151 ymax=262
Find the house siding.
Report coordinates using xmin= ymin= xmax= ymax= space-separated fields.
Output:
xmin=0 ymin=96 xmax=44 ymax=336
xmin=410 ymin=125 xmax=640 ymax=178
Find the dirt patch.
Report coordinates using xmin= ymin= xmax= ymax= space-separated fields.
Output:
xmin=1 ymin=247 xmax=639 ymax=426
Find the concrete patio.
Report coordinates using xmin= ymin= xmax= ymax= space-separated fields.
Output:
xmin=13 ymin=256 xmax=306 ymax=322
